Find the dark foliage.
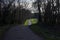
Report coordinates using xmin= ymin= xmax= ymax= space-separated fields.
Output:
xmin=0 ymin=0 xmax=32 ymax=26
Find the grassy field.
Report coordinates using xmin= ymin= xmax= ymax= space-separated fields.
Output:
xmin=30 ymin=24 xmax=60 ymax=40
xmin=0 ymin=24 xmax=18 ymax=40
xmin=24 ymin=18 xmax=38 ymax=26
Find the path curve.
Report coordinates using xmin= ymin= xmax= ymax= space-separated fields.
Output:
xmin=3 ymin=25 xmax=44 ymax=40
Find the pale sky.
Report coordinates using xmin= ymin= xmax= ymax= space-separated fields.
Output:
xmin=14 ymin=0 xmax=37 ymax=13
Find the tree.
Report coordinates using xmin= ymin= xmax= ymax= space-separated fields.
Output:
xmin=44 ymin=1 xmax=52 ymax=24
xmin=3 ymin=0 xmax=15 ymax=24
xmin=32 ymin=0 xmax=42 ymax=24
xmin=37 ymin=0 xmax=42 ymax=23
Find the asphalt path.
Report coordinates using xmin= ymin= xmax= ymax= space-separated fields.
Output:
xmin=3 ymin=25 xmax=44 ymax=40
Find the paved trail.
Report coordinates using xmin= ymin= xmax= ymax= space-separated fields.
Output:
xmin=3 ymin=25 xmax=44 ymax=40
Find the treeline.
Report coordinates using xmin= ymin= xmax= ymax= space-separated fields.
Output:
xmin=34 ymin=0 xmax=60 ymax=25
xmin=0 ymin=0 xmax=32 ymax=26
xmin=41 ymin=0 xmax=60 ymax=25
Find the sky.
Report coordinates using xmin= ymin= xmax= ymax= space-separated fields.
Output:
xmin=14 ymin=0 xmax=35 ymax=7
xmin=5 ymin=0 xmax=60 ymax=13
xmin=15 ymin=0 xmax=59 ymax=13
xmin=14 ymin=0 xmax=37 ymax=13
xmin=14 ymin=0 xmax=57 ymax=13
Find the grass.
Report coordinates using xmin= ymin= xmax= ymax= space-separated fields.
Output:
xmin=24 ymin=18 xmax=38 ymax=26
xmin=0 ymin=24 xmax=16 ymax=40
xmin=30 ymin=24 xmax=60 ymax=40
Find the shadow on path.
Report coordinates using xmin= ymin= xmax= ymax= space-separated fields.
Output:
xmin=3 ymin=25 xmax=44 ymax=40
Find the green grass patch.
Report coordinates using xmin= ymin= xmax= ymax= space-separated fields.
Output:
xmin=24 ymin=18 xmax=38 ymax=26
xmin=30 ymin=24 xmax=60 ymax=40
